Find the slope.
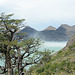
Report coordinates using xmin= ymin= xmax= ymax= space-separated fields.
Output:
xmin=32 ymin=36 xmax=75 ymax=75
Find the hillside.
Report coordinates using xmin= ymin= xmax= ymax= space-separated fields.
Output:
xmin=30 ymin=36 xmax=75 ymax=75
xmin=19 ymin=24 xmax=75 ymax=41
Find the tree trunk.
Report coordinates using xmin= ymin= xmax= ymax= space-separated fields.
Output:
xmin=17 ymin=48 xmax=24 ymax=75
xmin=5 ymin=54 xmax=7 ymax=75
xmin=6 ymin=52 xmax=13 ymax=75
xmin=8 ymin=68 xmax=12 ymax=75
xmin=20 ymin=68 xmax=23 ymax=75
xmin=7 ymin=68 xmax=13 ymax=75
xmin=18 ymin=62 xmax=20 ymax=75
xmin=17 ymin=48 xmax=20 ymax=75
xmin=18 ymin=58 xmax=23 ymax=75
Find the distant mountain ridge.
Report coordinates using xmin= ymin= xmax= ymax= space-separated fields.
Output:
xmin=19 ymin=24 xmax=75 ymax=41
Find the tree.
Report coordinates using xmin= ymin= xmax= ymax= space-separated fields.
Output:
xmin=0 ymin=12 xmax=25 ymax=75
xmin=39 ymin=49 xmax=53 ymax=65
xmin=26 ymin=49 xmax=53 ymax=75
xmin=13 ymin=38 xmax=41 ymax=75
xmin=0 ymin=13 xmax=42 ymax=75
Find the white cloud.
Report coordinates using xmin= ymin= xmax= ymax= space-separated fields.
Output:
xmin=0 ymin=0 xmax=75 ymax=30
xmin=0 ymin=0 xmax=10 ymax=5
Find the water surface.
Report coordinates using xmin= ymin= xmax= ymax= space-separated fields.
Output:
xmin=40 ymin=41 xmax=67 ymax=52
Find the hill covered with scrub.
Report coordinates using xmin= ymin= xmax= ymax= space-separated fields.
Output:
xmin=28 ymin=36 xmax=75 ymax=75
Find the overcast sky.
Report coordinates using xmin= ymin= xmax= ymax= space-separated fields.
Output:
xmin=0 ymin=0 xmax=75 ymax=30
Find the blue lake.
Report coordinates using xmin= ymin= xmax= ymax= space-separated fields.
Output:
xmin=39 ymin=41 xmax=67 ymax=52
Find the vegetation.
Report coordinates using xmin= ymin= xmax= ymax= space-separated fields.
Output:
xmin=27 ymin=41 xmax=75 ymax=75
xmin=0 ymin=13 xmax=49 ymax=75
xmin=0 ymin=13 xmax=25 ymax=75
xmin=0 ymin=12 xmax=75 ymax=75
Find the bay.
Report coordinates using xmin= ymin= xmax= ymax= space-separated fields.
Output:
xmin=39 ymin=41 xmax=67 ymax=52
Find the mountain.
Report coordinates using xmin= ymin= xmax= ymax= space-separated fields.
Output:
xmin=42 ymin=26 xmax=56 ymax=31
xmin=19 ymin=26 xmax=38 ymax=34
xmin=57 ymin=24 xmax=75 ymax=38
xmin=19 ymin=26 xmax=39 ymax=38
xmin=18 ymin=24 xmax=75 ymax=41
xmin=59 ymin=24 xmax=75 ymax=31
xmin=31 ymin=36 xmax=75 ymax=75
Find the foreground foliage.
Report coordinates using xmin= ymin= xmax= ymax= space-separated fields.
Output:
xmin=27 ymin=40 xmax=75 ymax=75
xmin=0 ymin=13 xmax=44 ymax=75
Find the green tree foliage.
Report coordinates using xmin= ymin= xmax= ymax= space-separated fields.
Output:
xmin=0 ymin=13 xmax=42 ymax=75
xmin=0 ymin=12 xmax=25 ymax=75
xmin=27 ymin=50 xmax=53 ymax=75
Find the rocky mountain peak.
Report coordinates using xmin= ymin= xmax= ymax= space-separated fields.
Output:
xmin=43 ymin=26 xmax=56 ymax=31
xmin=25 ymin=26 xmax=30 ymax=28
xmin=61 ymin=24 xmax=71 ymax=29
xmin=61 ymin=24 xmax=70 ymax=27
xmin=19 ymin=26 xmax=37 ymax=34
xmin=57 ymin=24 xmax=75 ymax=31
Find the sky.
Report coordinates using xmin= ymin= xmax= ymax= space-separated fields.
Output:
xmin=0 ymin=0 xmax=75 ymax=31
